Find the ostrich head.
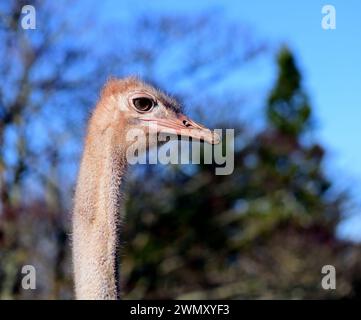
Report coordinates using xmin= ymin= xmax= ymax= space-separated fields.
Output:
xmin=94 ymin=77 xmax=220 ymax=153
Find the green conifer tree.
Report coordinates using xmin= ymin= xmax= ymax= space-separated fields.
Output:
xmin=267 ymin=47 xmax=311 ymax=136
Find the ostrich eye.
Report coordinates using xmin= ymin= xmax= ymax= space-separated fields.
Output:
xmin=132 ymin=97 xmax=154 ymax=112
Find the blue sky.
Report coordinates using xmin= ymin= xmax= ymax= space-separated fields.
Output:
xmin=93 ymin=0 xmax=361 ymax=240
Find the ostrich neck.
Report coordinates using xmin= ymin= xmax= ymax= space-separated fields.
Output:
xmin=72 ymin=124 xmax=126 ymax=300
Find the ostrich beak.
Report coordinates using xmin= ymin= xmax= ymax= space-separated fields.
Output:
xmin=139 ymin=113 xmax=220 ymax=145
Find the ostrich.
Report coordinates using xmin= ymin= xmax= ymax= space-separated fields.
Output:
xmin=72 ymin=77 xmax=220 ymax=299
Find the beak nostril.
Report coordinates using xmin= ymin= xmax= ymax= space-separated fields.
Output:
xmin=183 ymin=120 xmax=191 ymax=127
